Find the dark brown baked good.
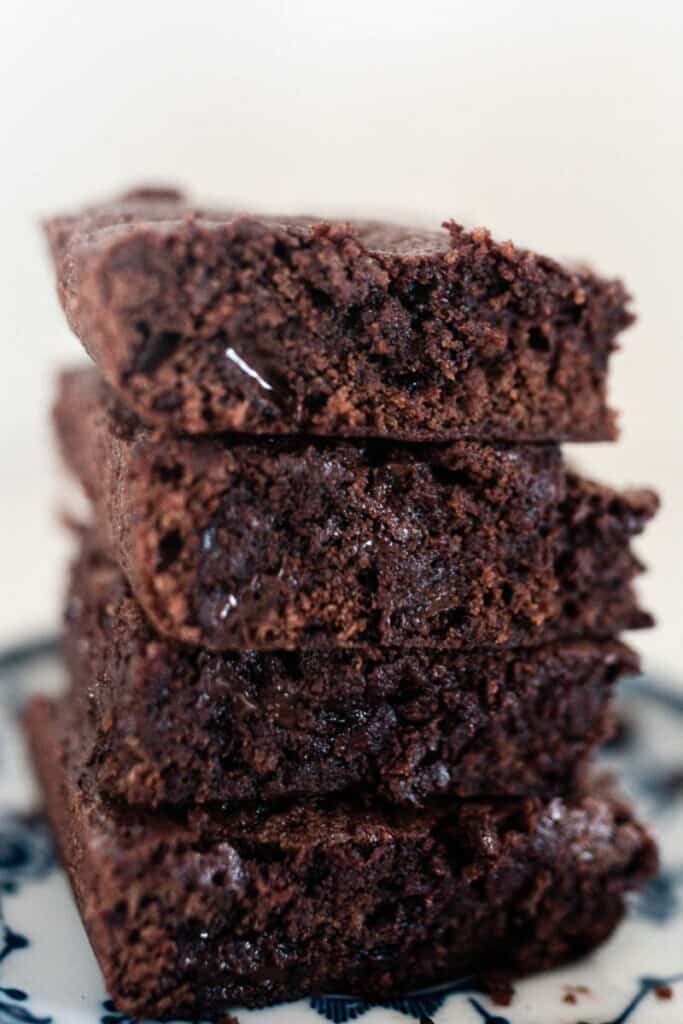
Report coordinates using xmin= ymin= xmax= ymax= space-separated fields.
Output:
xmin=55 ymin=368 xmax=656 ymax=651
xmin=44 ymin=186 xmax=632 ymax=442
xmin=25 ymin=695 xmax=657 ymax=1019
xmin=63 ymin=540 xmax=634 ymax=807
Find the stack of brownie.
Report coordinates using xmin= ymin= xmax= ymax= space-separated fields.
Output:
xmin=26 ymin=188 xmax=659 ymax=1019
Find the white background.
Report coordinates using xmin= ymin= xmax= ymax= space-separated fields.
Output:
xmin=0 ymin=0 xmax=681 ymax=674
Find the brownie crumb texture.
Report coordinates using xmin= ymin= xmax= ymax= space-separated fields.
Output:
xmin=25 ymin=696 xmax=658 ymax=1020
xmin=26 ymin=186 xmax=661 ymax=1019
xmin=62 ymin=538 xmax=636 ymax=808
xmin=54 ymin=368 xmax=656 ymax=651
xmin=44 ymin=188 xmax=633 ymax=442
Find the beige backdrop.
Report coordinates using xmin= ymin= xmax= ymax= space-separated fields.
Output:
xmin=1 ymin=0 xmax=680 ymax=675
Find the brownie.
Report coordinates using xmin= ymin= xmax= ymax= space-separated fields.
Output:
xmin=55 ymin=368 xmax=656 ymax=651
xmin=63 ymin=540 xmax=634 ymax=807
xmin=25 ymin=696 xmax=657 ymax=1019
xmin=44 ymin=186 xmax=632 ymax=442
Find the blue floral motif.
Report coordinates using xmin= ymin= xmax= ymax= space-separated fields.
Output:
xmin=308 ymin=972 xmax=683 ymax=1024
xmin=467 ymin=999 xmax=511 ymax=1024
xmin=638 ymin=767 xmax=683 ymax=813
xmin=99 ymin=998 xmax=131 ymax=1024
xmin=0 ymin=926 xmax=27 ymax=967
xmin=0 ymin=920 xmax=50 ymax=1024
xmin=0 ymin=638 xmax=58 ymax=677
xmin=635 ymin=866 xmax=683 ymax=923
xmin=0 ymin=814 xmax=55 ymax=1024
xmin=0 ymin=817 xmax=54 ymax=896
xmin=0 ymin=992 xmax=51 ymax=1024
xmin=576 ymin=973 xmax=683 ymax=1024
xmin=310 ymin=978 xmax=479 ymax=1022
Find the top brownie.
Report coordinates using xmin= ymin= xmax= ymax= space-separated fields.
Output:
xmin=44 ymin=186 xmax=631 ymax=441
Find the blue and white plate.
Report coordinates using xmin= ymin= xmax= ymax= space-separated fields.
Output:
xmin=0 ymin=640 xmax=681 ymax=1024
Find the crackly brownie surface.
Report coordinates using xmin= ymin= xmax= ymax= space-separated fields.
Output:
xmin=25 ymin=696 xmax=657 ymax=1019
xmin=55 ymin=369 xmax=656 ymax=651
xmin=44 ymin=186 xmax=632 ymax=441
xmin=63 ymin=540 xmax=634 ymax=807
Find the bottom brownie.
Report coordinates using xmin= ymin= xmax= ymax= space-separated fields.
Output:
xmin=25 ymin=697 xmax=657 ymax=1019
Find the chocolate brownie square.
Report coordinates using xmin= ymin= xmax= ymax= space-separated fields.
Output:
xmin=45 ymin=187 xmax=631 ymax=441
xmin=54 ymin=372 xmax=655 ymax=651
xmin=54 ymin=368 xmax=656 ymax=651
